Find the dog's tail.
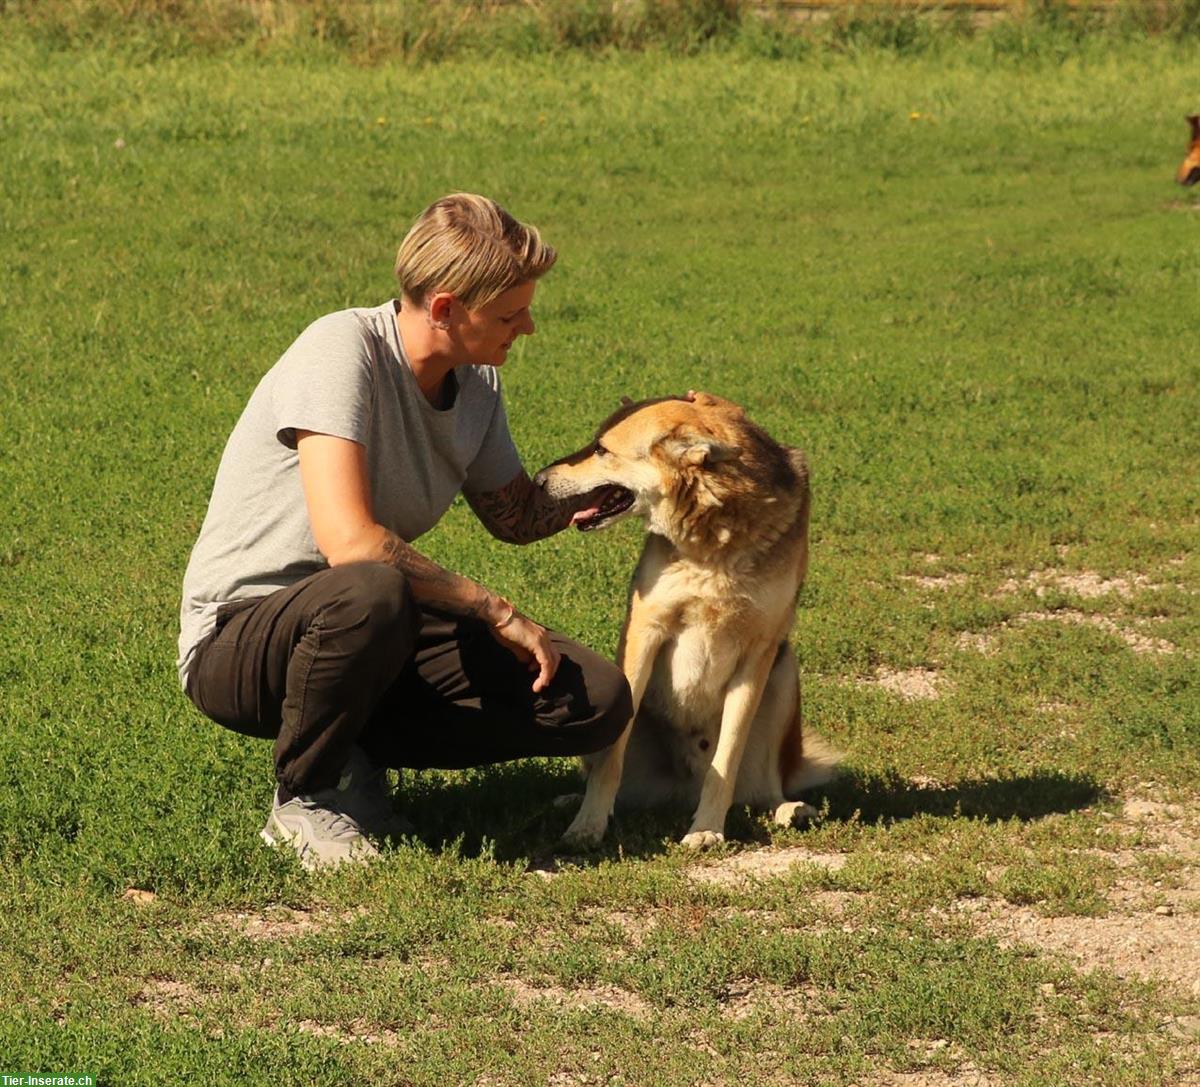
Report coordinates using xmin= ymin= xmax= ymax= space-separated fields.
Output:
xmin=783 ymin=727 xmax=843 ymax=798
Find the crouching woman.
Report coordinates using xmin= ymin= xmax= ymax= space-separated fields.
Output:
xmin=178 ymin=193 xmax=631 ymax=869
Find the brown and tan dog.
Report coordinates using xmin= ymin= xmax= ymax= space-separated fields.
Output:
xmin=1177 ymin=115 xmax=1200 ymax=186
xmin=535 ymin=393 xmax=839 ymax=850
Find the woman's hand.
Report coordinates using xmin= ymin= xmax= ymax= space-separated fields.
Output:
xmin=488 ymin=609 xmax=561 ymax=693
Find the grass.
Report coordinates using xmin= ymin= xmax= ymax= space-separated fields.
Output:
xmin=2 ymin=12 xmax=1200 ymax=1087
xmin=7 ymin=0 xmax=1200 ymax=65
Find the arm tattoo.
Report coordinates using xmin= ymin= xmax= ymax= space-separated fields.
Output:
xmin=466 ymin=471 xmax=579 ymax=544
xmin=379 ymin=532 xmax=490 ymax=619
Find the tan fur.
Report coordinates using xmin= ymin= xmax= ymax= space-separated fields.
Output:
xmin=1179 ymin=115 xmax=1200 ymax=187
xmin=534 ymin=392 xmax=840 ymax=850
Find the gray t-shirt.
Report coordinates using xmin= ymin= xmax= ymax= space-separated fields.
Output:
xmin=177 ymin=300 xmax=522 ymax=687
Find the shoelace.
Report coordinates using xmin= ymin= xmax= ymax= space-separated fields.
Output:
xmin=301 ymin=797 xmax=370 ymax=842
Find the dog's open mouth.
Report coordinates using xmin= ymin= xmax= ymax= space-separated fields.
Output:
xmin=570 ymin=485 xmax=635 ymax=531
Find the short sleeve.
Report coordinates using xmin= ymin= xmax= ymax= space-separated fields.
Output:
xmin=270 ymin=312 xmax=375 ymax=450
xmin=464 ymin=383 xmax=523 ymax=494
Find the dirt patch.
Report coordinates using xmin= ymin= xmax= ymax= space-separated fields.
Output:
xmin=899 ymin=573 xmax=970 ymax=591
xmin=1119 ymin=798 xmax=1200 ymax=856
xmin=688 ymin=846 xmax=848 ymax=888
xmin=966 ymin=899 xmax=1200 ymax=995
xmin=494 ymin=975 xmax=654 ymax=1020
xmin=294 ymin=1017 xmax=404 ymax=1046
xmin=860 ymin=666 xmax=948 ymax=701
xmin=133 ymin=977 xmax=205 ymax=1017
xmin=131 ymin=976 xmax=228 ymax=1036
xmin=719 ymin=978 xmax=823 ymax=1022
xmin=956 ymin=610 xmax=1177 ymax=656
xmin=994 ymin=570 xmax=1164 ymax=600
xmin=202 ymin=905 xmax=367 ymax=940
xmin=587 ymin=907 xmax=655 ymax=946
xmin=960 ymin=796 xmax=1200 ymax=995
xmin=865 ymin=1071 xmax=998 ymax=1087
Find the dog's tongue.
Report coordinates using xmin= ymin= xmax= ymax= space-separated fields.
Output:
xmin=569 ymin=486 xmax=611 ymax=528
xmin=570 ymin=504 xmax=602 ymax=526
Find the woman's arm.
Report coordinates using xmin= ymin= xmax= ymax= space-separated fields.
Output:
xmin=465 ymin=470 xmax=582 ymax=544
xmin=296 ymin=430 xmax=560 ymax=691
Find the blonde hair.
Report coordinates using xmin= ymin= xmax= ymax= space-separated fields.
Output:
xmin=394 ymin=193 xmax=557 ymax=310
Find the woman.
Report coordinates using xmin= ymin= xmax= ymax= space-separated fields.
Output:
xmin=178 ymin=194 xmax=632 ymax=869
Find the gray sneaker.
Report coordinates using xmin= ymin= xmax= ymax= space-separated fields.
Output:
xmin=260 ymin=788 xmax=380 ymax=871
xmin=333 ymin=747 xmax=414 ymax=840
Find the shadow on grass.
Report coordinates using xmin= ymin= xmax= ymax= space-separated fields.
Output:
xmin=397 ymin=761 xmax=1107 ymax=865
xmin=820 ymin=766 xmax=1107 ymax=826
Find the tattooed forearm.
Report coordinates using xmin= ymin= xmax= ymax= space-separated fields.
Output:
xmin=466 ymin=472 xmax=579 ymax=544
xmin=379 ymin=532 xmax=495 ymax=619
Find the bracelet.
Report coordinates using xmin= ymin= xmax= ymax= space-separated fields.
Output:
xmin=492 ymin=601 xmax=518 ymax=630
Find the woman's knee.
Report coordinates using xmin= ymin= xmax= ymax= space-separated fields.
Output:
xmin=319 ymin=562 xmax=418 ymax=651
xmin=569 ymin=655 xmax=633 ymax=751
xmin=595 ymin=665 xmax=634 ymax=744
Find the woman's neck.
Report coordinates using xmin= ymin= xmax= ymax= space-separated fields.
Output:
xmin=394 ymin=300 xmax=456 ymax=406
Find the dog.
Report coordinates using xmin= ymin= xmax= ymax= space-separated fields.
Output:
xmin=1178 ymin=115 xmax=1200 ymax=186
xmin=534 ymin=392 xmax=839 ymax=850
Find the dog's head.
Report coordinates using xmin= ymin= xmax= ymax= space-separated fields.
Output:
xmin=1178 ymin=114 xmax=1200 ymax=186
xmin=534 ymin=391 xmax=776 ymax=535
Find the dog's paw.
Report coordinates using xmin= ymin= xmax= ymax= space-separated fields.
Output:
xmin=559 ymin=809 xmax=608 ymax=851
xmin=773 ymin=800 xmax=819 ymax=828
xmin=680 ymin=829 xmax=725 ymax=851
xmin=552 ymin=792 xmax=583 ymax=811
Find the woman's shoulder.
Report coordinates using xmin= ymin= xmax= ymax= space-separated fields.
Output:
xmin=297 ymin=303 xmax=390 ymax=346
xmin=275 ymin=304 xmax=394 ymax=368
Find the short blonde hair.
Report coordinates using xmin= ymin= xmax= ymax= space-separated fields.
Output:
xmin=394 ymin=193 xmax=557 ymax=310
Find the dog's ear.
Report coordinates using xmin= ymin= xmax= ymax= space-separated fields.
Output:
xmin=687 ymin=440 xmax=740 ymax=467
xmin=666 ymin=433 xmax=742 ymax=467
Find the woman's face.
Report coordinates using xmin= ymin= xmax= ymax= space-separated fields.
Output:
xmin=451 ymin=280 xmax=537 ymax=367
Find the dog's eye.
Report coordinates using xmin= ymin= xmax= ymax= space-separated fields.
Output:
xmin=595 ymin=443 xmax=609 ymax=457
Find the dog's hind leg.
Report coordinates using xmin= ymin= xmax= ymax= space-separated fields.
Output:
xmin=728 ymin=646 xmax=824 ymax=830
xmin=773 ymin=799 xmax=820 ymax=827
xmin=775 ymin=666 xmax=839 ymax=825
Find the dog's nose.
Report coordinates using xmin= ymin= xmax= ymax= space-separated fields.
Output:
xmin=532 ymin=469 xmax=548 ymax=489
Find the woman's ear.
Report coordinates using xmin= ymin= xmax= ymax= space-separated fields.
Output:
xmin=427 ymin=292 xmax=455 ymax=330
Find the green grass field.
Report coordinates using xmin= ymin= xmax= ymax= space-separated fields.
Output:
xmin=2 ymin=13 xmax=1199 ymax=1086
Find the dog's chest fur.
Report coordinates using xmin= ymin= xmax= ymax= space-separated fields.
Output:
xmin=634 ymin=539 xmax=797 ymax=737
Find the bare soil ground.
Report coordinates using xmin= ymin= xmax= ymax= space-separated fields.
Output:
xmin=966 ymin=798 xmax=1200 ymax=995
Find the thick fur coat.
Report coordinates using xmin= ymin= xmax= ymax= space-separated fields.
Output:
xmin=535 ymin=392 xmax=839 ymax=849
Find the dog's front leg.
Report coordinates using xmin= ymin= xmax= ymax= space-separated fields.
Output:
xmin=560 ymin=604 xmax=667 ymax=850
xmin=682 ymin=654 xmax=774 ymax=850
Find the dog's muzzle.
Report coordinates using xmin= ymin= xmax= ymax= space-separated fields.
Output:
xmin=568 ymin=485 xmax=635 ymax=532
